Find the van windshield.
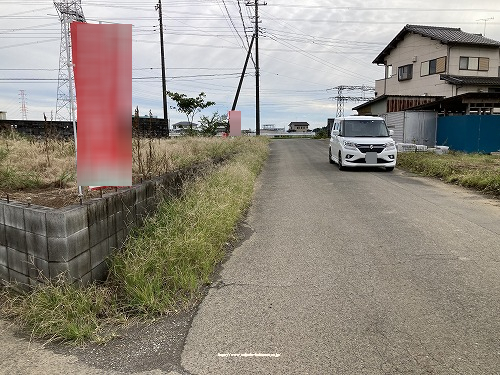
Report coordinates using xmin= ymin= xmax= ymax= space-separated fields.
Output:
xmin=343 ymin=119 xmax=389 ymax=137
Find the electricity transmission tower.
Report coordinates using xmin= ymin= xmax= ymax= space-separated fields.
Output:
xmin=54 ymin=0 xmax=86 ymax=121
xmin=19 ymin=90 xmax=28 ymax=120
xmin=329 ymin=85 xmax=375 ymax=117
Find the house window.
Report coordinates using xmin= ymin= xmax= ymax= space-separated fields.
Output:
xmin=460 ymin=56 xmax=489 ymax=71
xmin=420 ymin=57 xmax=447 ymax=76
xmin=398 ymin=64 xmax=413 ymax=81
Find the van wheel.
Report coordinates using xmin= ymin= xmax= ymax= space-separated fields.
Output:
xmin=329 ymin=148 xmax=334 ymax=164
xmin=385 ymin=167 xmax=394 ymax=172
xmin=338 ymin=152 xmax=345 ymax=170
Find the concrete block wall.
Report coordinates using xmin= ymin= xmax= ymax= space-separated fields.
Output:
xmin=0 ymin=164 xmax=202 ymax=288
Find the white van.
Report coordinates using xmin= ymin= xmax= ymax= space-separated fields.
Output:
xmin=329 ymin=116 xmax=397 ymax=171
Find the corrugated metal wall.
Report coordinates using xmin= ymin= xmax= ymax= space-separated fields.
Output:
xmin=383 ymin=111 xmax=436 ymax=146
xmin=383 ymin=112 xmax=405 ymax=143
xmin=437 ymin=115 xmax=500 ymax=153
xmin=404 ymin=111 xmax=437 ymax=147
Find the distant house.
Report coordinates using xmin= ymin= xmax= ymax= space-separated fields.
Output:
xmin=172 ymin=121 xmax=199 ymax=132
xmin=288 ymin=122 xmax=309 ymax=132
xmin=0 ymin=111 xmax=6 ymax=120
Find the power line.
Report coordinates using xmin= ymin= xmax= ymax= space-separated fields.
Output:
xmin=218 ymin=0 xmax=246 ymax=48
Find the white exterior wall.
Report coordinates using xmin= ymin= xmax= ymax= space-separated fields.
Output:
xmin=375 ymin=33 xmax=500 ymax=98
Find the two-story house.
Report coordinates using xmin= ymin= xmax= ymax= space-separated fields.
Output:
xmin=288 ymin=122 xmax=310 ymax=132
xmin=356 ymin=24 xmax=500 ymax=115
xmin=354 ymin=25 xmax=500 ymax=152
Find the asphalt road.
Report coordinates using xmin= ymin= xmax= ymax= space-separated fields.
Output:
xmin=181 ymin=139 xmax=500 ymax=374
xmin=2 ymin=139 xmax=500 ymax=374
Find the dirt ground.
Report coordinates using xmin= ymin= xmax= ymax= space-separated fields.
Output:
xmin=0 ymin=186 xmax=125 ymax=209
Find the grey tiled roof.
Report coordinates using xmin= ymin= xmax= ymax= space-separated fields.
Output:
xmin=440 ymin=75 xmax=500 ymax=86
xmin=405 ymin=25 xmax=500 ymax=46
xmin=373 ymin=24 xmax=500 ymax=64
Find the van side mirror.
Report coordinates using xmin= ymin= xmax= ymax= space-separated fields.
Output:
xmin=332 ymin=129 xmax=340 ymax=136
xmin=389 ymin=129 xmax=394 ymax=136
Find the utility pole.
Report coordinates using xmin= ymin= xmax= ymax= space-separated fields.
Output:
xmin=156 ymin=0 xmax=169 ymax=137
xmin=247 ymin=0 xmax=266 ymax=135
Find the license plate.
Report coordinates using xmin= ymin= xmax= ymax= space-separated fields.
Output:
xmin=365 ymin=152 xmax=377 ymax=164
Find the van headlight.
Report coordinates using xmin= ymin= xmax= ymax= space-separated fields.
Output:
xmin=384 ymin=141 xmax=396 ymax=151
xmin=343 ymin=141 xmax=358 ymax=150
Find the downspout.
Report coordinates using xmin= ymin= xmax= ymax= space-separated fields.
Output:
xmin=447 ymin=45 xmax=454 ymax=97
xmin=383 ymin=63 xmax=387 ymax=95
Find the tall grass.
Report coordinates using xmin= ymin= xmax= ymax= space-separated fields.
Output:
xmin=0 ymin=132 xmax=259 ymax=191
xmin=397 ymin=151 xmax=500 ymax=195
xmin=0 ymin=136 xmax=269 ymax=343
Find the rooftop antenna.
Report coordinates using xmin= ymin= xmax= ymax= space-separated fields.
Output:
xmin=477 ymin=17 xmax=494 ymax=37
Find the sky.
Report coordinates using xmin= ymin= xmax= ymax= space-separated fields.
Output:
xmin=1 ymin=0 xmax=500 ymax=131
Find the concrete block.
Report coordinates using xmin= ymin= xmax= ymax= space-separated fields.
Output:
xmin=8 ymin=269 xmax=29 ymax=286
xmin=7 ymin=247 xmax=28 ymax=275
xmin=135 ymin=184 xmax=147 ymax=204
xmin=136 ymin=200 xmax=147 ymax=224
xmin=0 ymin=264 xmax=8 ymax=283
xmin=106 ymin=195 xmax=122 ymax=217
xmin=146 ymin=197 xmax=157 ymax=215
xmin=4 ymin=204 xmax=25 ymax=230
xmin=79 ymin=271 xmax=92 ymax=286
xmin=107 ymin=214 xmax=117 ymax=237
xmin=116 ymin=229 xmax=126 ymax=249
xmin=145 ymin=181 xmax=155 ymax=199
xmin=93 ymin=199 xmax=108 ymax=223
xmin=86 ymin=200 xmax=98 ymax=227
xmin=108 ymin=232 xmax=117 ymax=251
xmin=91 ymin=261 xmax=109 ymax=282
xmin=0 ymin=222 xmax=5 ymax=246
xmin=123 ymin=204 xmax=136 ymax=228
xmin=0 ymin=245 xmax=7 ymax=266
xmin=27 ymin=255 xmax=49 ymax=282
xmin=6 ymin=226 xmax=26 ymax=251
xmin=48 ymin=227 xmax=89 ymax=262
xmin=49 ymin=251 xmax=90 ymax=281
xmin=115 ymin=209 xmax=124 ymax=231
xmin=26 ymin=232 xmax=48 ymax=259
xmin=120 ymin=189 xmax=135 ymax=212
xmin=0 ymin=203 xmax=5 ymax=225
xmin=24 ymin=208 xmax=47 ymax=235
xmin=90 ymin=240 xmax=110 ymax=269
xmin=46 ymin=207 xmax=88 ymax=238
xmin=89 ymin=220 xmax=108 ymax=248
xmin=62 ymin=206 xmax=88 ymax=234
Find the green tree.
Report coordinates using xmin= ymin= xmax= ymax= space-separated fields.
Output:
xmin=166 ymin=91 xmax=215 ymax=135
xmin=199 ymin=111 xmax=228 ymax=136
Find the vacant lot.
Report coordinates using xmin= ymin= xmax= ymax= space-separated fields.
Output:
xmin=0 ymin=132 xmax=254 ymax=208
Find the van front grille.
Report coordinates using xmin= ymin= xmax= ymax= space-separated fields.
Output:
xmin=357 ymin=144 xmax=385 ymax=153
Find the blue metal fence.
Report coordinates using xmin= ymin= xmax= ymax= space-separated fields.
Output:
xmin=437 ymin=115 xmax=500 ymax=153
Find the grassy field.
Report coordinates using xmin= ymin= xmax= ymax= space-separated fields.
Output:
xmin=0 ymin=131 xmax=258 ymax=207
xmin=397 ymin=151 xmax=500 ymax=197
xmin=0 ymin=135 xmax=269 ymax=344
